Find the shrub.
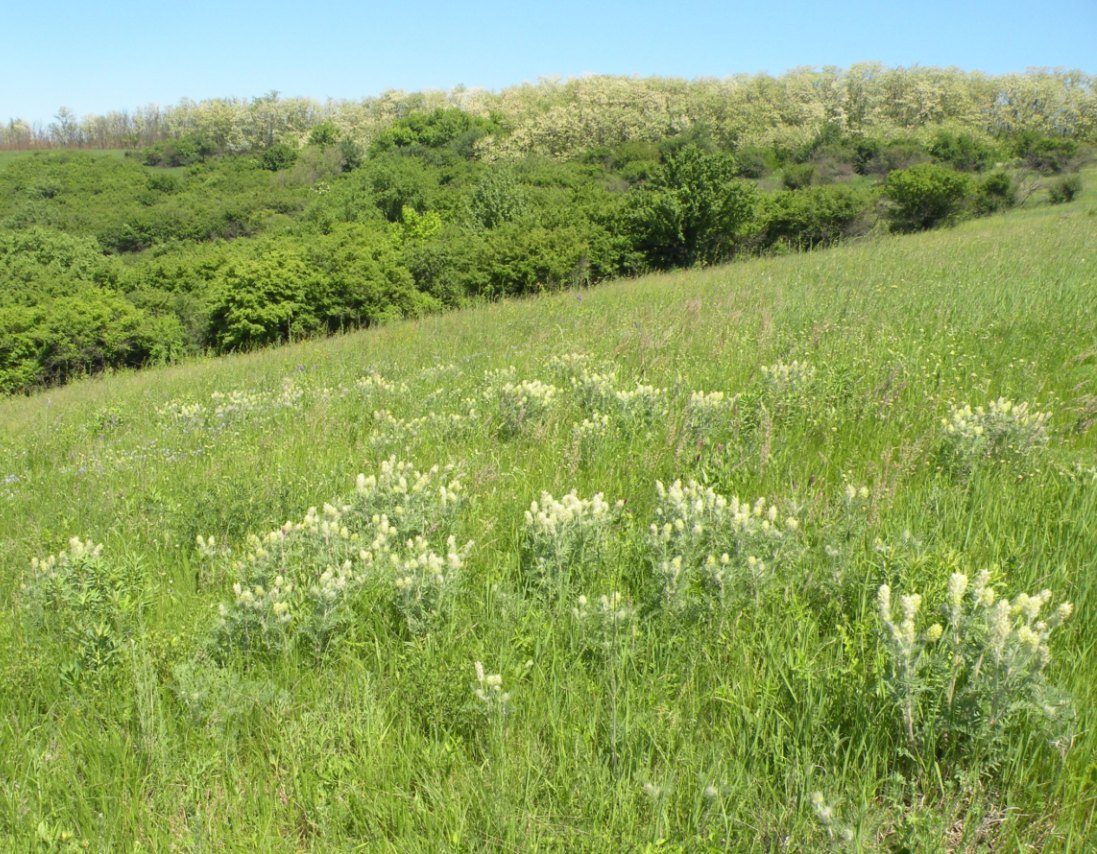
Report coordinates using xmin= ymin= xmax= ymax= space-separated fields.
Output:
xmin=782 ymin=163 xmax=815 ymax=190
xmin=734 ymin=144 xmax=773 ymax=178
xmin=885 ymin=164 xmax=973 ymax=231
xmin=975 ymin=171 xmax=1017 ymax=215
xmin=855 ymin=138 xmax=930 ymax=176
xmin=1016 ymin=134 xmax=1078 ymax=174
xmin=626 ymin=145 xmax=759 ymax=268
xmin=760 ymin=186 xmax=875 ymax=250
xmin=929 ymin=132 xmax=996 ymax=172
xmin=308 ymin=121 xmax=341 ymax=146
xmin=259 ymin=142 xmax=298 ymax=172
xmin=1047 ymin=174 xmax=1082 ymax=204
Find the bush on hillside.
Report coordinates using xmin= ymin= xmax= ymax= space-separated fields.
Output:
xmin=929 ymin=131 xmax=997 ymax=172
xmin=259 ymin=142 xmax=298 ymax=172
xmin=975 ymin=171 xmax=1018 ymax=214
xmin=759 ymin=185 xmax=876 ymax=251
xmin=782 ymin=163 xmax=815 ymax=190
xmin=627 ymin=145 xmax=759 ymax=268
xmin=1047 ymin=174 xmax=1082 ymax=204
xmin=1015 ymin=133 xmax=1079 ymax=174
xmin=885 ymin=164 xmax=973 ymax=231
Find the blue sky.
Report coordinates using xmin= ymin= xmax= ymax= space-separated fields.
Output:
xmin=4 ymin=0 xmax=1095 ymax=126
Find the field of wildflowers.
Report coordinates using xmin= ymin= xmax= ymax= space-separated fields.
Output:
xmin=0 ymin=177 xmax=1095 ymax=850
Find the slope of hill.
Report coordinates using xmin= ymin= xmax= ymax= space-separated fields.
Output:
xmin=0 ymin=187 xmax=1095 ymax=850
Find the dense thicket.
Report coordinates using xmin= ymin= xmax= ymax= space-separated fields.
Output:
xmin=1 ymin=68 xmax=1093 ymax=394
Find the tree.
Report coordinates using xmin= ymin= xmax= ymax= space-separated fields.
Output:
xmin=207 ymin=250 xmax=317 ymax=350
xmin=627 ymin=145 xmax=758 ymax=268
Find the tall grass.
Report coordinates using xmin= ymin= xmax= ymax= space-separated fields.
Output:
xmin=1 ymin=179 xmax=1095 ymax=850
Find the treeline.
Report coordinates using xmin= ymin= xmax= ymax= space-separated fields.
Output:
xmin=0 ymin=68 xmax=1093 ymax=395
xmin=3 ymin=67 xmax=1096 ymax=155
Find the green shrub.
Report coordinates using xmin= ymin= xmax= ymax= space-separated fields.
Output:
xmin=855 ymin=138 xmax=930 ymax=176
xmin=259 ymin=142 xmax=298 ymax=172
xmin=1047 ymin=174 xmax=1082 ymax=204
xmin=1015 ymin=133 xmax=1078 ymax=174
xmin=975 ymin=171 xmax=1017 ymax=214
xmin=885 ymin=164 xmax=973 ymax=231
xmin=782 ymin=163 xmax=815 ymax=190
xmin=929 ymin=132 xmax=997 ymax=172
xmin=734 ymin=144 xmax=773 ymax=178
xmin=626 ymin=145 xmax=759 ymax=268
xmin=308 ymin=121 xmax=341 ymax=146
xmin=760 ymin=185 xmax=875 ymax=250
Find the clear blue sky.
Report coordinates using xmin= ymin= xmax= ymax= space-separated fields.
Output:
xmin=4 ymin=0 xmax=1095 ymax=126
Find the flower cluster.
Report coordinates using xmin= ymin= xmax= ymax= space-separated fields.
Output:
xmin=941 ymin=397 xmax=1050 ymax=469
xmin=878 ymin=570 xmax=1073 ymax=754
xmin=572 ymin=591 xmax=636 ymax=653
xmin=158 ymin=377 xmax=307 ymax=431
xmin=21 ymin=538 xmax=144 ymax=676
xmin=473 ymin=661 xmax=511 ymax=713
xmin=572 ymin=369 xmax=667 ymax=428
xmin=208 ymin=459 xmax=467 ymax=658
xmin=485 ymin=379 xmax=559 ymax=437
xmin=571 ymin=370 xmax=619 ymax=413
xmin=571 ymin=412 xmax=612 ymax=463
xmin=760 ymin=359 xmax=815 ymax=390
xmin=370 ymin=409 xmax=429 ymax=447
xmin=353 ymin=456 xmax=464 ymax=536
xmin=759 ymin=359 xmax=816 ymax=411
xmin=354 ymin=371 xmax=409 ymax=397
xmin=545 ymin=351 xmax=595 ymax=383
xmin=393 ymin=535 xmax=472 ymax=632
xmin=522 ymin=489 xmax=623 ymax=589
xmin=685 ymin=389 xmax=738 ymax=438
xmin=648 ymin=480 xmax=801 ymax=610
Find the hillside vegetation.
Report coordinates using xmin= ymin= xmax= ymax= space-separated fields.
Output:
xmin=0 ymin=180 xmax=1095 ymax=850
xmin=1 ymin=67 xmax=1094 ymax=395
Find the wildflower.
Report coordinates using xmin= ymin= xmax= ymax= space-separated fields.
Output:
xmin=473 ymin=661 xmax=510 ymax=710
xmin=948 ymin=572 xmax=968 ymax=606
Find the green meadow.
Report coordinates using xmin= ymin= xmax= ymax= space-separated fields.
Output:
xmin=1 ymin=178 xmax=1095 ymax=851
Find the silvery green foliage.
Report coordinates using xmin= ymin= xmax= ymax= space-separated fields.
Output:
xmin=572 ymin=591 xmax=636 ymax=656
xmin=544 ymin=351 xmax=595 ymax=384
xmin=207 ymin=458 xmax=468 ymax=658
xmin=570 ymin=412 xmax=612 ymax=464
xmin=684 ymin=389 xmax=738 ymax=439
xmin=522 ymin=489 xmax=623 ymax=589
xmin=759 ymin=359 xmax=816 ymax=411
xmin=571 ymin=369 xmax=667 ymax=430
xmin=647 ymin=479 xmax=802 ymax=611
xmin=21 ymin=538 xmax=145 ymax=678
xmin=158 ymin=377 xmax=307 ymax=431
xmin=878 ymin=570 xmax=1073 ymax=758
xmin=484 ymin=378 xmax=559 ymax=437
xmin=810 ymin=791 xmax=855 ymax=847
xmin=941 ymin=397 xmax=1050 ymax=471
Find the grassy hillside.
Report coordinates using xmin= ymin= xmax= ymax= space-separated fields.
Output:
xmin=1 ymin=185 xmax=1095 ymax=850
